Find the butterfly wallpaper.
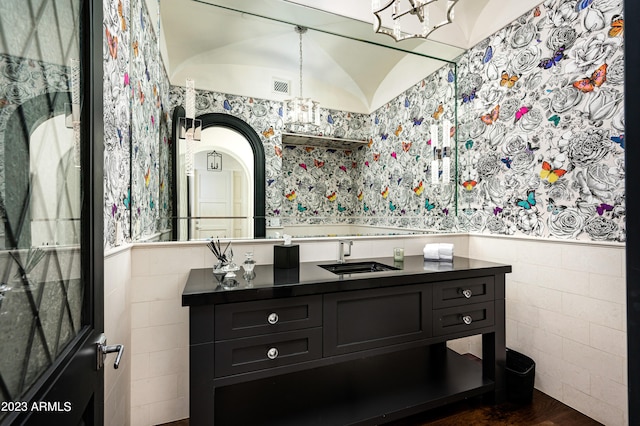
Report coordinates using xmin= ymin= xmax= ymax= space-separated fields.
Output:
xmin=279 ymin=108 xmax=370 ymax=226
xmin=281 ymin=145 xmax=364 ymax=223
xmin=169 ymin=62 xmax=457 ymax=230
xmin=103 ymin=0 xmax=172 ymax=248
xmin=129 ymin=0 xmax=168 ymax=242
xmin=456 ymin=0 xmax=624 ymax=242
xmin=168 ymin=85 xmax=373 ymax=227
xmin=361 ymin=63 xmax=457 ymax=230
xmin=103 ymin=0 xmax=133 ymax=248
xmin=130 ymin=0 xmax=156 ymax=241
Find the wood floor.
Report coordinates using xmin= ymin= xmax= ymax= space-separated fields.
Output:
xmin=160 ymin=389 xmax=602 ymax=425
xmin=394 ymin=389 xmax=602 ymax=426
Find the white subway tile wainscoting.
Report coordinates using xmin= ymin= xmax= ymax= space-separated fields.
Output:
xmin=102 ymin=234 xmax=626 ymax=425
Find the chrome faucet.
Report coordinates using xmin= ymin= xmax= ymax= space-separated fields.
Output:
xmin=337 ymin=240 xmax=353 ymax=263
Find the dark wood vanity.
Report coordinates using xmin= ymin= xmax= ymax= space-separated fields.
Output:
xmin=182 ymin=255 xmax=511 ymax=425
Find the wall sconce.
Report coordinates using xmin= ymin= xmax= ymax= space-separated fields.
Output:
xmin=207 ymin=150 xmax=222 ymax=171
xmin=431 ymin=123 xmax=439 ymax=184
xmin=430 ymin=119 xmax=451 ymax=184
xmin=181 ymin=78 xmax=201 ymax=176
xmin=178 ymin=117 xmax=202 ymax=141
xmin=442 ymin=118 xmax=451 ymax=184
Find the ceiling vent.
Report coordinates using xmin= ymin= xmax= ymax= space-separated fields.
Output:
xmin=272 ymin=78 xmax=290 ymax=95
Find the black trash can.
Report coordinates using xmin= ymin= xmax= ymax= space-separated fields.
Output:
xmin=505 ymin=348 xmax=535 ymax=404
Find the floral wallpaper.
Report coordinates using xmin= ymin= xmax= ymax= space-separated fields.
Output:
xmin=455 ymin=0 xmax=625 ymax=242
xmin=103 ymin=0 xmax=171 ymax=249
xmin=129 ymin=0 xmax=167 ymax=241
xmin=168 ymin=87 xmax=373 ymax=223
xmin=280 ymin=107 xmax=371 ymax=224
xmin=169 ymin=63 xmax=456 ymax=229
xmin=103 ymin=0 xmax=132 ymax=248
xmin=361 ymin=63 xmax=457 ymax=230
xmin=280 ymin=141 xmax=366 ymax=224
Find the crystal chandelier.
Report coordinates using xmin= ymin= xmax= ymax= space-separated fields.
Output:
xmin=372 ymin=0 xmax=459 ymax=42
xmin=283 ymin=26 xmax=320 ymax=132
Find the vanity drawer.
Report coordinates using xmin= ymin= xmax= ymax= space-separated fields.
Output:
xmin=214 ymin=328 xmax=322 ymax=377
xmin=433 ymin=301 xmax=494 ymax=336
xmin=432 ymin=276 xmax=494 ymax=309
xmin=215 ymin=295 xmax=322 ymax=340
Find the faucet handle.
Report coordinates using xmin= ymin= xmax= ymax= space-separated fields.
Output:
xmin=337 ymin=240 xmax=354 ymax=263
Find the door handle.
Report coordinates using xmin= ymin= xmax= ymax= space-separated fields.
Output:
xmin=96 ymin=334 xmax=125 ymax=370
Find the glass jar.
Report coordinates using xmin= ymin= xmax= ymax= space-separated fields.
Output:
xmin=242 ymin=252 xmax=256 ymax=274
xmin=212 ymin=262 xmax=227 ymax=284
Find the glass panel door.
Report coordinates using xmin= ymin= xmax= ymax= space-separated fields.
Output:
xmin=0 ymin=1 xmax=103 ymax=424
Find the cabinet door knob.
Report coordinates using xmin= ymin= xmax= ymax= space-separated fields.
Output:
xmin=267 ymin=347 xmax=279 ymax=359
xmin=462 ymin=315 xmax=473 ymax=325
xmin=461 ymin=289 xmax=473 ymax=299
xmin=267 ymin=313 xmax=279 ymax=324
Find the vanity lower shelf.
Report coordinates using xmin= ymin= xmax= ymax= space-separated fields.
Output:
xmin=215 ymin=346 xmax=493 ymax=426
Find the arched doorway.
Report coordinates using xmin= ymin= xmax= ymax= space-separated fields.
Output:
xmin=171 ymin=108 xmax=266 ymax=239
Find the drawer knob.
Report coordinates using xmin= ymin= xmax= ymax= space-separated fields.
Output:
xmin=267 ymin=347 xmax=279 ymax=359
xmin=461 ymin=289 xmax=473 ymax=299
xmin=267 ymin=313 xmax=279 ymax=324
xmin=462 ymin=315 xmax=473 ymax=325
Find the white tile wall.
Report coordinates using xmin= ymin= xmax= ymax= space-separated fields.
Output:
xmin=469 ymin=235 xmax=627 ymax=426
xmin=104 ymin=247 xmax=132 ymax=426
xmin=564 ymin=383 xmax=625 ymax=426
xmin=129 ymin=244 xmax=200 ymax=425
xmin=114 ymin=234 xmax=626 ymax=426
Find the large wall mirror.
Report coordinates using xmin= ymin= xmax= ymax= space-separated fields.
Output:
xmin=124 ymin=0 xmax=627 ymax=248
xmin=159 ymin=0 xmax=464 ymax=241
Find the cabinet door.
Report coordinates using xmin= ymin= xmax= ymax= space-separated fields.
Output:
xmin=323 ymin=284 xmax=431 ymax=356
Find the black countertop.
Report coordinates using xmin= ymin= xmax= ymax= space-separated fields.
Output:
xmin=182 ymin=255 xmax=512 ymax=306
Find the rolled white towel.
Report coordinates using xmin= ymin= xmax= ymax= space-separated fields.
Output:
xmin=438 ymin=243 xmax=454 ymax=257
xmin=423 ymin=243 xmax=454 ymax=261
xmin=423 ymin=244 xmax=440 ymax=260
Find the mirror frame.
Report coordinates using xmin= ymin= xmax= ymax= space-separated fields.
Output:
xmin=171 ymin=106 xmax=266 ymax=239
